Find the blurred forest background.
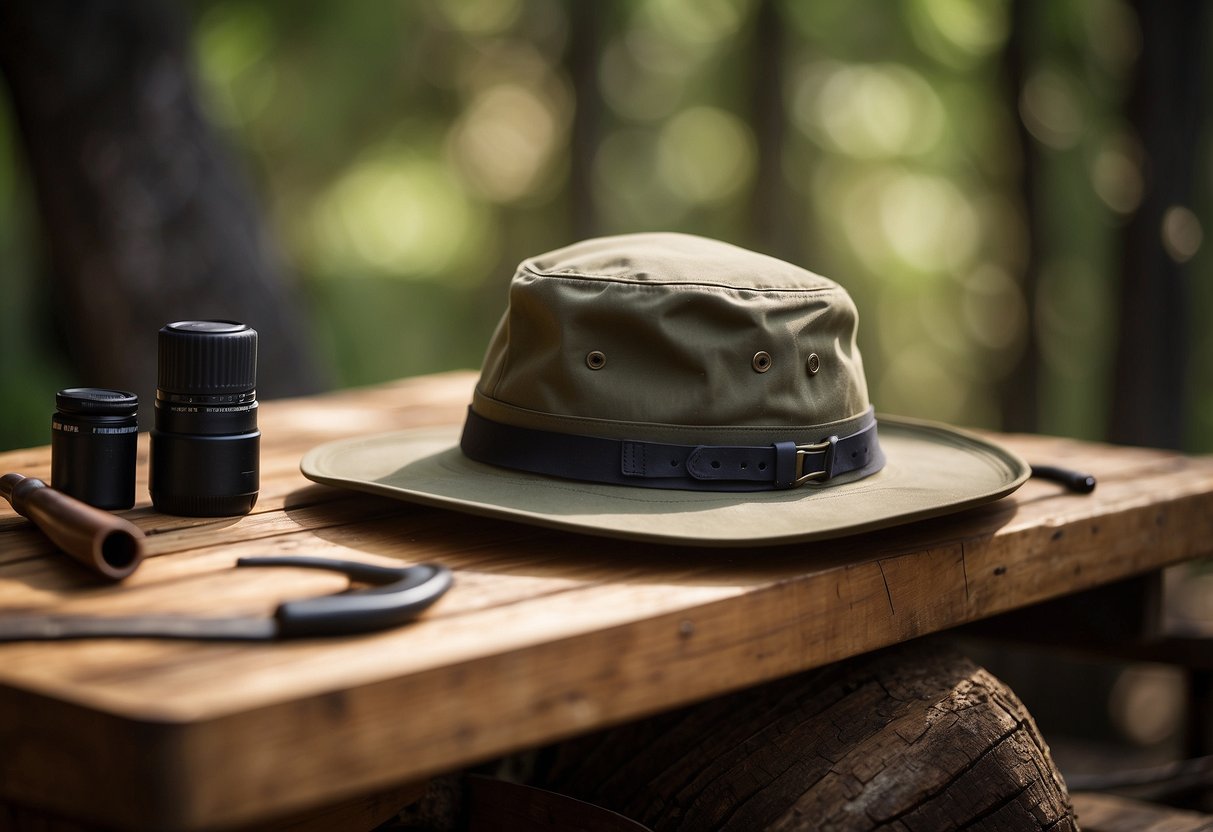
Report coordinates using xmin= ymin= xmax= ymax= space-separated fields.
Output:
xmin=0 ymin=0 xmax=1211 ymax=795
xmin=0 ymin=0 xmax=1209 ymax=454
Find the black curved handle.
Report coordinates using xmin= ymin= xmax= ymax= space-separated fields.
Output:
xmin=1029 ymin=465 xmax=1097 ymax=494
xmin=236 ymin=557 xmax=454 ymax=637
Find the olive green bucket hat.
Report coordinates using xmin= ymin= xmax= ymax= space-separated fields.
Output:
xmin=302 ymin=233 xmax=1028 ymax=546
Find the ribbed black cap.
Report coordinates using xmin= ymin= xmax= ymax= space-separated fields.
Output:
xmin=157 ymin=321 xmax=258 ymax=394
xmin=55 ymin=388 xmax=139 ymax=416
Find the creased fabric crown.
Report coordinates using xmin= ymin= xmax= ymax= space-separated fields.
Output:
xmin=472 ymin=232 xmax=872 ymax=446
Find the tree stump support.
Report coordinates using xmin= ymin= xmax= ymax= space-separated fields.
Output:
xmin=529 ymin=640 xmax=1077 ymax=831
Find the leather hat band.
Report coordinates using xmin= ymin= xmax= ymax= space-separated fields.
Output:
xmin=460 ymin=407 xmax=884 ymax=492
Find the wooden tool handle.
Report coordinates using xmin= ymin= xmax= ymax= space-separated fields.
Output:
xmin=1 ymin=473 xmax=144 ymax=580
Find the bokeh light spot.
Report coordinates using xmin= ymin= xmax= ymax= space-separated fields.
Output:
xmin=656 ymin=107 xmax=756 ymax=205
xmin=1109 ymin=665 xmax=1185 ymax=746
xmin=906 ymin=0 xmax=1010 ymax=68
xmin=792 ymin=62 xmax=945 ymax=159
xmin=449 ymin=83 xmax=565 ymax=203
xmin=1020 ymin=69 xmax=1084 ymax=150
xmin=433 ymin=0 xmax=522 ymax=35
xmin=1081 ymin=0 xmax=1142 ymax=78
xmin=1091 ymin=134 xmax=1144 ymax=215
xmin=640 ymin=0 xmax=752 ymax=47
xmin=878 ymin=172 xmax=979 ymax=272
xmin=1161 ymin=205 xmax=1203 ymax=263
xmin=310 ymin=150 xmax=490 ymax=282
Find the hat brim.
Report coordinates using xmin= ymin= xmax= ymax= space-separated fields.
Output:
xmin=301 ymin=417 xmax=1028 ymax=547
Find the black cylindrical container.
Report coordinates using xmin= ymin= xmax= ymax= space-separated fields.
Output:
xmin=51 ymin=388 xmax=139 ymax=510
xmin=149 ymin=321 xmax=260 ymax=516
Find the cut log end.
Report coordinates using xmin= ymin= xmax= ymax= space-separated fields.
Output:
xmin=531 ymin=641 xmax=1077 ymax=832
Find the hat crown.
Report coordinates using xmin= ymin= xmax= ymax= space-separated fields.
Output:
xmin=475 ymin=233 xmax=871 ymax=443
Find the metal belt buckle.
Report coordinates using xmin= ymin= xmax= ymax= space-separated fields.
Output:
xmin=794 ymin=436 xmax=838 ymax=486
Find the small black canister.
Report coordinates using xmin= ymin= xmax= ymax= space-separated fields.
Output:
xmin=149 ymin=321 xmax=260 ymax=516
xmin=51 ymin=388 xmax=139 ymax=510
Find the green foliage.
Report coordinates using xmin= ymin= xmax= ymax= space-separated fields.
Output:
xmin=1 ymin=0 xmax=1209 ymax=451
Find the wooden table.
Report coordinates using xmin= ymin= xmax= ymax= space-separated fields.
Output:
xmin=2 ymin=371 xmax=1212 ymax=831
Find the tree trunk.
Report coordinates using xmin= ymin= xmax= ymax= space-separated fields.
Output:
xmin=566 ymin=2 xmax=602 ymax=242
xmin=999 ymin=0 xmax=1040 ymax=434
xmin=0 ymin=0 xmax=325 ymax=409
xmin=1109 ymin=0 xmax=1209 ymax=449
xmin=531 ymin=641 xmax=1076 ymax=831
xmin=747 ymin=0 xmax=796 ymax=263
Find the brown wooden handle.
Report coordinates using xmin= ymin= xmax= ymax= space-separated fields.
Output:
xmin=1 ymin=473 xmax=144 ymax=580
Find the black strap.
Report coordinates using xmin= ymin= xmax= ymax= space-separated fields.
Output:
xmin=460 ymin=408 xmax=884 ymax=492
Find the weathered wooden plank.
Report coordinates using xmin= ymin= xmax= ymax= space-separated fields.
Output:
xmin=1071 ymin=792 xmax=1213 ymax=832
xmin=5 ymin=465 xmax=1210 ymax=719
xmin=1 ymin=371 xmax=1212 ymax=830
xmin=3 ymin=462 xmax=1212 ymax=714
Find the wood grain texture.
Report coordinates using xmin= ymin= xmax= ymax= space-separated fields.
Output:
xmin=531 ymin=642 xmax=1076 ymax=831
xmin=1 ymin=371 xmax=1212 ymax=830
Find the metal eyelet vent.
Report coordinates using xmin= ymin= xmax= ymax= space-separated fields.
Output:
xmin=806 ymin=353 xmax=820 ymax=375
xmin=752 ymin=351 xmax=772 ymax=373
xmin=586 ymin=351 xmax=606 ymax=370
